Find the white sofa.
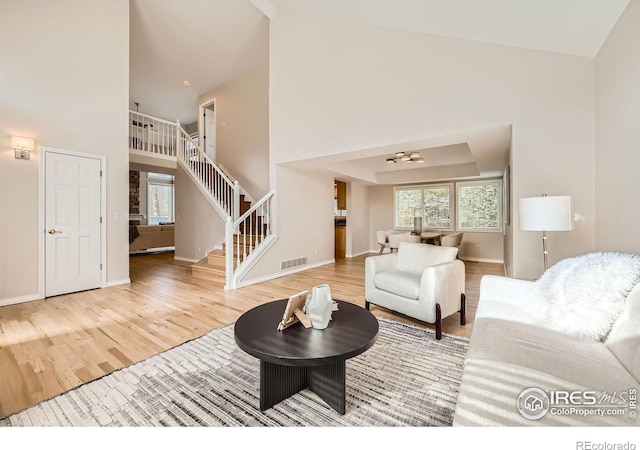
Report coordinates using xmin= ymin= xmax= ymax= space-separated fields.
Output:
xmin=453 ymin=253 xmax=640 ymax=426
xmin=365 ymin=242 xmax=466 ymax=339
xmin=129 ymin=224 xmax=175 ymax=251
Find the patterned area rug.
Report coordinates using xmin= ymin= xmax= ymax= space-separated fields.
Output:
xmin=0 ymin=318 xmax=469 ymax=427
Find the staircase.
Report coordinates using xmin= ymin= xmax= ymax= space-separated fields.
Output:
xmin=129 ymin=110 xmax=276 ymax=289
xmin=191 ymin=194 xmax=265 ymax=282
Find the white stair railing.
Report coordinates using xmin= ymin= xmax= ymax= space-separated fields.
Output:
xmin=176 ymin=126 xmax=239 ymax=221
xmin=225 ymin=190 xmax=276 ymax=289
xmin=129 ymin=110 xmax=275 ymax=289
xmin=129 ymin=111 xmax=177 ymax=157
xmin=129 ymin=110 xmax=239 ymax=220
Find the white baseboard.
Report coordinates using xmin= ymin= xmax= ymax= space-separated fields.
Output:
xmin=174 ymin=256 xmax=200 ymax=263
xmin=460 ymin=256 xmax=504 ymax=264
xmin=346 ymin=250 xmax=374 ymax=258
xmin=104 ymin=278 xmax=131 ymax=288
xmin=237 ymin=259 xmax=335 ymax=289
xmin=0 ymin=293 xmax=43 ymax=307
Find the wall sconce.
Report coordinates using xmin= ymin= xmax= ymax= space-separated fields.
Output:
xmin=12 ymin=136 xmax=35 ymax=160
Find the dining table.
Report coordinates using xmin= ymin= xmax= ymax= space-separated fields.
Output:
xmin=419 ymin=231 xmax=442 ymax=245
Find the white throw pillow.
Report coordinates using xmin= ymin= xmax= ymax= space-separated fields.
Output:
xmin=532 ymin=252 xmax=640 ymax=341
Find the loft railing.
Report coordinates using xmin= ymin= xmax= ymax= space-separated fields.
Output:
xmin=129 ymin=111 xmax=177 ymax=157
xmin=129 ymin=110 xmax=239 ymax=220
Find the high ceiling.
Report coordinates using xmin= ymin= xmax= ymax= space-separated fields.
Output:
xmin=129 ymin=0 xmax=629 ymax=124
xmin=271 ymin=0 xmax=629 ymax=57
xmin=129 ymin=0 xmax=269 ymax=124
xmin=129 ymin=0 xmax=629 ymax=183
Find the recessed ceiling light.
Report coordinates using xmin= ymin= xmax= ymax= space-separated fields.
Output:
xmin=183 ymin=80 xmax=191 ymax=86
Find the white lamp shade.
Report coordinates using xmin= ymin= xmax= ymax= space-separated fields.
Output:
xmin=11 ymin=136 xmax=34 ymax=151
xmin=519 ymin=195 xmax=574 ymax=231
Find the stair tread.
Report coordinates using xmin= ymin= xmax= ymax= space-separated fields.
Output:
xmin=192 ymin=265 xmax=225 ymax=274
xmin=192 ymin=261 xmax=225 ymax=274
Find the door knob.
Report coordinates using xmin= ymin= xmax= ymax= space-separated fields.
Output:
xmin=48 ymin=229 xmax=62 ymax=234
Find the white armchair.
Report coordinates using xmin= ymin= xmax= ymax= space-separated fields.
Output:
xmin=365 ymin=242 xmax=466 ymax=339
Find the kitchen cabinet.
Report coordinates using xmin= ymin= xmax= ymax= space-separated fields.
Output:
xmin=335 ymin=181 xmax=347 ymax=210
xmin=334 ymin=222 xmax=346 ymax=260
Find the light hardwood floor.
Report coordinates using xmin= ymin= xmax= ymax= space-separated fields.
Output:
xmin=0 ymin=251 xmax=503 ymax=419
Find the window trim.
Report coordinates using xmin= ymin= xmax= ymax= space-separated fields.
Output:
xmin=455 ymin=179 xmax=503 ymax=233
xmin=146 ymin=174 xmax=175 ymax=225
xmin=394 ymin=183 xmax=454 ymax=232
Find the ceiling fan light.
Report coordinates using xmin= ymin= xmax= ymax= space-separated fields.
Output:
xmin=400 ymin=155 xmax=411 ymax=161
xmin=415 ymin=158 xmax=425 ymax=163
xmin=395 ymin=152 xmax=405 ymax=158
xmin=386 ymin=158 xmax=396 ymax=164
xmin=409 ymin=152 xmax=420 ymax=159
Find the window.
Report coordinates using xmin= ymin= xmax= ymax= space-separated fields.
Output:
xmin=394 ymin=179 xmax=503 ymax=233
xmin=147 ymin=173 xmax=175 ymax=225
xmin=394 ymin=184 xmax=453 ymax=230
xmin=456 ymin=180 xmax=502 ymax=232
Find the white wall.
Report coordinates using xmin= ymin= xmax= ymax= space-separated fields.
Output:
xmin=198 ymin=65 xmax=270 ymax=200
xmin=0 ymin=0 xmax=130 ymax=300
xmin=242 ymin=165 xmax=335 ymax=283
xmin=346 ymin=182 xmax=370 ymax=257
xmin=174 ymin=166 xmax=225 ymax=263
xmin=367 ymin=185 xmax=504 ymax=262
xmin=595 ymin=0 xmax=640 ymax=253
xmin=268 ymin=13 xmax=595 ymax=281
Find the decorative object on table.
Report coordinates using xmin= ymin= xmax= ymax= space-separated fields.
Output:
xmin=304 ymin=284 xmax=339 ymax=330
xmin=413 ymin=215 xmax=423 ymax=234
xmin=519 ymin=193 xmax=574 ymax=271
xmin=277 ymin=290 xmax=312 ymax=330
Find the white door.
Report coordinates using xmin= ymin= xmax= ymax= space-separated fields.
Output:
xmin=45 ymin=152 xmax=102 ymax=297
xmin=204 ymin=104 xmax=216 ymax=159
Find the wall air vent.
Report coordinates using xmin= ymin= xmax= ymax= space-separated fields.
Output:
xmin=281 ymin=257 xmax=307 ymax=271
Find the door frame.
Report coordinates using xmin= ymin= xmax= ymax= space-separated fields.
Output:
xmin=198 ymin=98 xmax=216 ymax=160
xmin=38 ymin=146 xmax=107 ymax=298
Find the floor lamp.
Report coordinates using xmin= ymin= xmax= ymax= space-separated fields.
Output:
xmin=519 ymin=194 xmax=574 ymax=271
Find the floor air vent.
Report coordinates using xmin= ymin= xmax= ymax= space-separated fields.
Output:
xmin=281 ymin=257 xmax=307 ymax=271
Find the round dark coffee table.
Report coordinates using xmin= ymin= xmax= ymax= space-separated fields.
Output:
xmin=234 ymin=299 xmax=379 ymax=414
